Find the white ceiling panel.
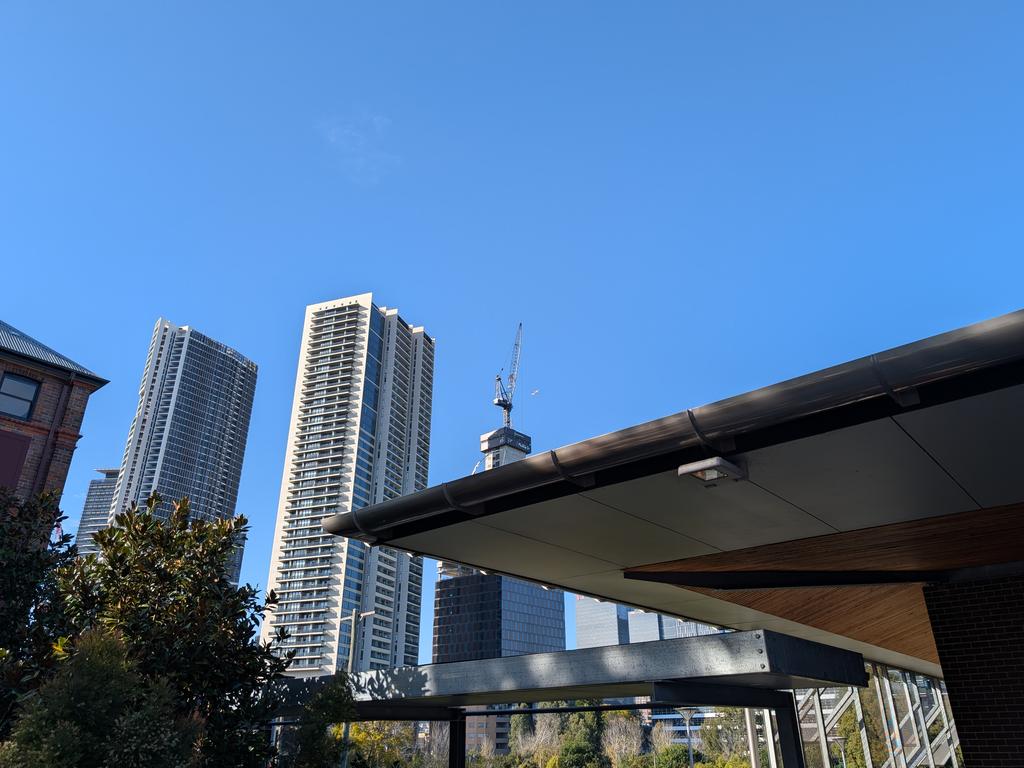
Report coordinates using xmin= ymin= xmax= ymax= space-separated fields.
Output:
xmin=390 ymin=521 xmax=620 ymax=582
xmin=478 ymin=495 xmax=717 ymax=567
xmin=747 ymin=418 xmax=977 ymax=529
xmin=895 ymin=384 xmax=1024 ymax=509
xmin=582 ymin=469 xmax=836 ymax=551
xmin=559 ymin=568 xmax=716 ymax=615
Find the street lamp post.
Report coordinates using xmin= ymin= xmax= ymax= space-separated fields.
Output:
xmin=339 ymin=609 xmax=376 ymax=768
xmin=826 ymin=735 xmax=848 ymax=768
xmin=675 ymin=708 xmax=699 ymax=768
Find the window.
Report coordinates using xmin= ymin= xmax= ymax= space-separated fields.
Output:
xmin=0 ymin=374 xmax=41 ymax=419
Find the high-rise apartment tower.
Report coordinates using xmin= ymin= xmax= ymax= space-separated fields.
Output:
xmin=109 ymin=318 xmax=257 ymax=582
xmin=75 ymin=467 xmax=120 ymax=556
xmin=261 ymin=294 xmax=434 ymax=676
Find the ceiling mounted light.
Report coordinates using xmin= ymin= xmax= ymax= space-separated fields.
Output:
xmin=678 ymin=457 xmax=746 ymax=487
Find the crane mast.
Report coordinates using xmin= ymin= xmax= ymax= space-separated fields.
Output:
xmin=493 ymin=323 xmax=522 ymax=428
xmin=480 ymin=323 xmax=532 ymax=471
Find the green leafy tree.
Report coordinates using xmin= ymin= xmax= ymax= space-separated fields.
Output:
xmin=0 ymin=489 xmax=77 ymax=739
xmin=657 ymin=744 xmax=696 ymax=768
xmin=555 ymin=738 xmax=604 ymax=768
xmin=0 ymin=630 xmax=196 ymax=768
xmin=697 ymin=709 xmax=749 ymax=767
xmin=349 ymin=720 xmax=415 ymax=767
xmin=57 ymin=494 xmax=292 ymax=767
xmin=832 ymin=707 xmax=868 ymax=768
xmin=563 ymin=703 xmax=604 ymax=756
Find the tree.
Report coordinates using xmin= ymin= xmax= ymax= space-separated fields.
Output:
xmin=833 ymin=706 xmax=868 ymax=768
xmin=650 ymin=721 xmax=674 ymax=759
xmin=514 ymin=711 xmax=564 ymax=768
xmin=0 ymin=490 xmax=76 ymax=739
xmin=657 ymin=745 xmax=696 ymax=768
xmin=0 ymin=630 xmax=196 ymax=768
xmin=697 ymin=709 xmax=749 ymax=766
xmin=602 ymin=712 xmax=643 ymax=768
xmin=564 ymin=703 xmax=604 ymax=756
xmin=349 ymin=720 xmax=415 ymax=767
xmin=555 ymin=739 xmax=603 ymax=768
xmin=57 ymin=494 xmax=292 ymax=767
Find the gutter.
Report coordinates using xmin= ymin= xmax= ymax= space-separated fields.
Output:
xmin=325 ymin=308 xmax=1024 ymax=544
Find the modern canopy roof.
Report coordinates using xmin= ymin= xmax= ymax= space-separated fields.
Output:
xmin=325 ymin=309 xmax=1024 ymax=676
xmin=0 ymin=319 xmax=107 ymax=385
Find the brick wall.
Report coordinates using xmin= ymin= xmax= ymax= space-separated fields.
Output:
xmin=0 ymin=357 xmax=100 ymax=498
xmin=924 ymin=575 xmax=1024 ymax=768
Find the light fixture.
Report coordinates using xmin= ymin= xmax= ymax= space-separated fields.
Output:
xmin=678 ymin=456 xmax=746 ymax=487
xmin=479 ymin=569 xmax=488 ymax=575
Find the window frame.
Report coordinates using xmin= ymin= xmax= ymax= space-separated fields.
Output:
xmin=0 ymin=373 xmax=42 ymax=420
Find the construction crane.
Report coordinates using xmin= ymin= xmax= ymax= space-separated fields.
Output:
xmin=493 ymin=323 xmax=522 ymax=428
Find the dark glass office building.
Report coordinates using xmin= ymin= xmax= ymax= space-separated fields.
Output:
xmin=433 ymin=567 xmax=564 ymax=754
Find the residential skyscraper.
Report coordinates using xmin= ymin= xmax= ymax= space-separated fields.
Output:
xmin=75 ymin=468 xmax=120 ymax=556
xmin=261 ymin=294 xmax=434 ymax=676
xmin=109 ymin=318 xmax=257 ymax=582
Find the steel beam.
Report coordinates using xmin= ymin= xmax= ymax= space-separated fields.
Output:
xmin=351 ymin=630 xmax=866 ymax=707
xmin=651 ymin=682 xmax=795 ymax=709
xmin=624 ymin=561 xmax=1024 ymax=590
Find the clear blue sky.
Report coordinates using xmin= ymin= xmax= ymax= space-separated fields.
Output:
xmin=3 ymin=3 xmax=1023 ymax=663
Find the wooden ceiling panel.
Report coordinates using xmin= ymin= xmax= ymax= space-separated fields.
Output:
xmin=625 ymin=504 xmax=1024 ymax=665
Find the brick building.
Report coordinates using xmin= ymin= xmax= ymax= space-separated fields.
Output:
xmin=0 ymin=320 xmax=107 ymax=498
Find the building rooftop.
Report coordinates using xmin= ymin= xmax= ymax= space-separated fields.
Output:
xmin=0 ymin=319 xmax=107 ymax=385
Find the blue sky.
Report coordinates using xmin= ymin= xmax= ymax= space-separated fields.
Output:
xmin=3 ymin=3 xmax=1023 ymax=662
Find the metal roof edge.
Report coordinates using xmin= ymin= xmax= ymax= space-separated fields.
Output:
xmin=324 ymin=308 xmax=1024 ymax=542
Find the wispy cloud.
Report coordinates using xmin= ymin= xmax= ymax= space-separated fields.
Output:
xmin=318 ymin=109 xmax=401 ymax=185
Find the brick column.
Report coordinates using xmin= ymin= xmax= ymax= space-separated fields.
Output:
xmin=923 ymin=575 xmax=1024 ymax=768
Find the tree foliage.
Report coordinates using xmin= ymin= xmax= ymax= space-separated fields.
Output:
xmin=657 ymin=744 xmax=697 ymax=768
xmin=350 ymin=720 xmax=416 ymax=768
xmin=602 ymin=712 xmax=643 ymax=768
xmin=697 ymin=709 xmax=749 ymax=766
xmin=2 ymin=493 xmax=292 ymax=766
xmin=0 ymin=490 xmax=77 ymax=739
xmin=0 ymin=630 xmax=196 ymax=768
xmin=60 ymin=495 xmax=291 ymax=766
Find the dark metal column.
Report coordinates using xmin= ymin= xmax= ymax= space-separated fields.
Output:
xmin=448 ymin=715 xmax=466 ymax=768
xmin=774 ymin=693 xmax=806 ymax=768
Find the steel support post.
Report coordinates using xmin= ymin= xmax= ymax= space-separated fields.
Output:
xmin=448 ymin=716 xmax=466 ymax=768
xmin=745 ymin=707 xmax=763 ymax=768
xmin=774 ymin=693 xmax=806 ymax=768
xmin=762 ymin=709 xmax=779 ymax=768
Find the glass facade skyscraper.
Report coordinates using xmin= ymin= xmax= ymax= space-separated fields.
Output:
xmin=74 ymin=467 xmax=120 ymax=556
xmin=574 ymin=596 xmax=630 ymax=649
xmin=261 ymin=294 xmax=433 ymax=676
xmin=108 ymin=318 xmax=257 ymax=582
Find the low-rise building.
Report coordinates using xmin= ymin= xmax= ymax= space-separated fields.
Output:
xmin=0 ymin=320 xmax=106 ymax=498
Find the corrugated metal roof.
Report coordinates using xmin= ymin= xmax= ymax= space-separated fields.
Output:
xmin=0 ymin=319 xmax=106 ymax=383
